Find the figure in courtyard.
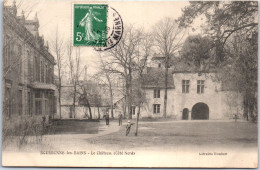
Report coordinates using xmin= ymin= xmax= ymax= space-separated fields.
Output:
xmin=105 ymin=111 xmax=109 ymax=125
xmin=126 ymin=120 xmax=135 ymax=136
xmin=233 ymin=113 xmax=238 ymax=122
xmin=79 ymin=7 xmax=103 ymax=41
xmin=118 ymin=113 xmax=123 ymax=126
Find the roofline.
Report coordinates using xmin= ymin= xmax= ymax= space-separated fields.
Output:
xmin=141 ymin=86 xmax=175 ymax=89
xmin=172 ymin=70 xmax=217 ymax=74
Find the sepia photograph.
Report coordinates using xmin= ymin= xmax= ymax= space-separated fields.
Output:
xmin=1 ymin=0 xmax=258 ymax=168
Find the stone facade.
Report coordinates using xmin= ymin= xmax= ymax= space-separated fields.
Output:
xmin=136 ymin=57 xmax=243 ymax=120
xmin=3 ymin=2 xmax=56 ymax=119
xmin=136 ymin=71 xmax=243 ymax=120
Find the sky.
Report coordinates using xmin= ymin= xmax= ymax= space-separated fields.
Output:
xmin=7 ymin=0 xmax=202 ymax=76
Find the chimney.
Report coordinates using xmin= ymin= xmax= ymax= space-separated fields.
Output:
xmin=21 ymin=10 xmax=25 ymax=21
xmin=46 ymin=41 xmax=49 ymax=50
xmin=24 ymin=12 xmax=40 ymax=37
xmin=12 ymin=0 xmax=17 ymax=16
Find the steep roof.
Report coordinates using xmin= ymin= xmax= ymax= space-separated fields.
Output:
xmin=142 ymin=67 xmax=175 ymax=89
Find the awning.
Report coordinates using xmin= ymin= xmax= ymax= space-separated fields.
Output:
xmin=31 ymin=82 xmax=57 ymax=91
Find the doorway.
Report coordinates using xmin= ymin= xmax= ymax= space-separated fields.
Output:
xmin=182 ymin=108 xmax=189 ymax=120
xmin=191 ymin=103 xmax=209 ymax=120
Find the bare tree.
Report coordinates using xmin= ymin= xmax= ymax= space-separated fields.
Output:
xmin=50 ymin=28 xmax=65 ymax=119
xmin=77 ymin=80 xmax=104 ymax=120
xmin=67 ymin=43 xmax=82 ymax=118
xmin=78 ymin=83 xmax=93 ymax=119
xmin=105 ymin=25 xmax=143 ymax=119
xmin=134 ymin=33 xmax=153 ymax=136
xmin=153 ymin=18 xmax=186 ymax=118
xmin=95 ymin=52 xmax=115 ymax=118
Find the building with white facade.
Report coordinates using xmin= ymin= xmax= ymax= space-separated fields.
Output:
xmin=124 ymin=56 xmax=243 ymax=120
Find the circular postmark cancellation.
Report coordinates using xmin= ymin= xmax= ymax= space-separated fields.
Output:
xmin=73 ymin=4 xmax=123 ymax=51
xmin=94 ymin=7 xmax=123 ymax=51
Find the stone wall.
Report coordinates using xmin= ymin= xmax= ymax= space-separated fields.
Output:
xmin=139 ymin=72 xmax=243 ymax=120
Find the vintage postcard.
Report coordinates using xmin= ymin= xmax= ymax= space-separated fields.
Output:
xmin=2 ymin=0 xmax=258 ymax=168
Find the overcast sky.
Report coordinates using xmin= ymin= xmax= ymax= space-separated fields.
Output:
xmin=8 ymin=0 xmax=202 ymax=76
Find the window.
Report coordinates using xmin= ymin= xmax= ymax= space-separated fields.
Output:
xmin=34 ymin=56 xmax=36 ymax=80
xmin=34 ymin=56 xmax=40 ymax=81
xmin=44 ymin=64 xmax=47 ymax=83
xmin=27 ymin=92 xmax=31 ymax=116
xmin=17 ymin=90 xmax=23 ymax=115
xmin=40 ymin=60 xmax=44 ymax=82
xmin=182 ymin=80 xmax=190 ymax=93
xmin=35 ymin=100 xmax=42 ymax=115
xmin=27 ymin=51 xmax=31 ymax=81
xmin=5 ymin=86 xmax=11 ymax=118
xmin=17 ymin=45 xmax=22 ymax=73
xmin=17 ymin=44 xmax=22 ymax=59
xmin=4 ymin=35 xmax=11 ymax=66
xmin=48 ymin=66 xmax=51 ymax=83
xmin=17 ymin=44 xmax=22 ymax=56
xmin=154 ymin=89 xmax=160 ymax=98
xmin=35 ymin=90 xmax=42 ymax=98
xmin=197 ymin=80 xmax=205 ymax=94
xmin=158 ymin=63 xmax=161 ymax=68
xmin=153 ymin=104 xmax=160 ymax=114
xmin=50 ymin=67 xmax=54 ymax=83
xmin=53 ymin=96 xmax=57 ymax=113
xmin=131 ymin=106 xmax=136 ymax=115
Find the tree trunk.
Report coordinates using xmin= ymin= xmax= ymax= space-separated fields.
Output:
xmin=97 ymin=106 xmax=100 ymax=120
xmin=110 ymin=93 xmax=114 ymax=119
xmin=128 ymin=104 xmax=131 ymax=119
xmin=106 ymin=73 xmax=114 ymax=118
xmin=163 ymin=56 xmax=169 ymax=118
xmin=86 ymin=98 xmax=92 ymax=120
xmin=83 ymin=107 xmax=88 ymax=118
xmin=73 ymin=84 xmax=76 ymax=118
xmin=125 ymin=79 xmax=132 ymax=119
xmin=128 ymin=67 xmax=133 ymax=119
xmin=123 ymin=101 xmax=126 ymax=119
xmin=135 ymin=105 xmax=141 ymax=136
xmin=58 ymin=82 xmax=62 ymax=119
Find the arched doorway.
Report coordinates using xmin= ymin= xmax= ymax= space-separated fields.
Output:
xmin=182 ymin=108 xmax=189 ymax=120
xmin=191 ymin=103 xmax=209 ymax=120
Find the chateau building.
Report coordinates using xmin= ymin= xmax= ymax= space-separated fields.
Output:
xmin=3 ymin=1 xmax=57 ymax=119
xmin=114 ymin=55 xmax=243 ymax=120
xmin=137 ymin=56 xmax=243 ymax=120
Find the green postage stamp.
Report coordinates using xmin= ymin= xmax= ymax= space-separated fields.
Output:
xmin=73 ymin=4 xmax=107 ymax=46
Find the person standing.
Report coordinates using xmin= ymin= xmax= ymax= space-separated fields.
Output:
xmin=105 ymin=112 xmax=109 ymax=125
xmin=118 ymin=113 xmax=122 ymax=126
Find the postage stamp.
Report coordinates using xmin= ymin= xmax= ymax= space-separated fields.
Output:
xmin=73 ymin=4 xmax=108 ymax=46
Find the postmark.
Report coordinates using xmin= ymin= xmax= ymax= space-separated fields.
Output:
xmin=94 ymin=7 xmax=123 ymax=51
xmin=73 ymin=4 xmax=108 ymax=47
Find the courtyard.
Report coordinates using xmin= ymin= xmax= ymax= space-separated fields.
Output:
xmin=3 ymin=119 xmax=257 ymax=152
xmin=34 ymin=119 xmax=257 ymax=152
xmin=3 ymin=119 xmax=258 ymax=167
xmin=86 ymin=120 xmax=257 ymax=150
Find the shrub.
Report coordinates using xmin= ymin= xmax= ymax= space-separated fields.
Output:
xmin=2 ymin=115 xmax=44 ymax=149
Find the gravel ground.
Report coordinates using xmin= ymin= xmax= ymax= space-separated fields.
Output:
xmin=4 ymin=120 xmax=257 ymax=152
